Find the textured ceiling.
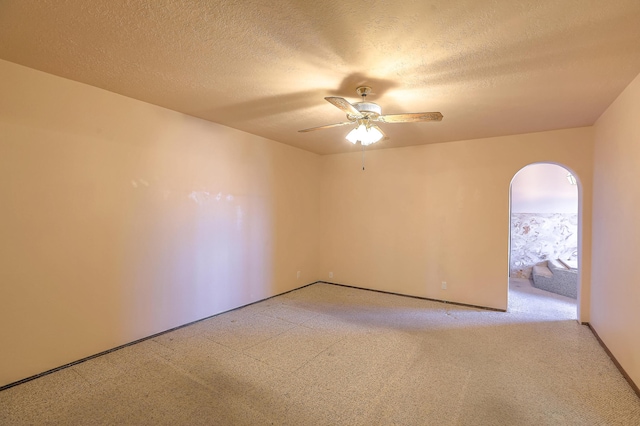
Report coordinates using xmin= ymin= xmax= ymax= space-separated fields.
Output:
xmin=1 ymin=0 xmax=640 ymax=155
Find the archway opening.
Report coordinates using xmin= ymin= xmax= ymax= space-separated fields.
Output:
xmin=508 ymin=163 xmax=579 ymax=320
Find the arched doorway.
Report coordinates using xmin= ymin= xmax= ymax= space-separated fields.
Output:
xmin=508 ymin=163 xmax=581 ymax=319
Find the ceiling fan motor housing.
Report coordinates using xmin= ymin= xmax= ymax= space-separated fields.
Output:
xmin=352 ymin=101 xmax=381 ymax=118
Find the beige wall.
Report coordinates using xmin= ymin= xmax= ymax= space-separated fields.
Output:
xmin=319 ymin=128 xmax=593 ymax=314
xmin=0 ymin=60 xmax=321 ymax=387
xmin=592 ymin=72 xmax=640 ymax=387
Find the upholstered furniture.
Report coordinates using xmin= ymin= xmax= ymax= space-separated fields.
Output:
xmin=531 ymin=259 xmax=578 ymax=299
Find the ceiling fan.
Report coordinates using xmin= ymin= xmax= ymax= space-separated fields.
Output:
xmin=299 ymin=86 xmax=443 ymax=146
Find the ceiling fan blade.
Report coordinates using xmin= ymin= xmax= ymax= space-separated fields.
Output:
xmin=298 ymin=121 xmax=354 ymax=133
xmin=325 ymin=97 xmax=363 ymax=118
xmin=377 ymin=112 xmax=443 ymax=123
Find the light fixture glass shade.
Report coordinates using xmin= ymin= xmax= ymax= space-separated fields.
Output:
xmin=566 ymin=173 xmax=577 ymax=185
xmin=345 ymin=124 xmax=384 ymax=145
xmin=346 ymin=125 xmax=364 ymax=144
xmin=362 ymin=126 xmax=383 ymax=145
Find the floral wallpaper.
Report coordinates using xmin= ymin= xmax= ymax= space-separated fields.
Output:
xmin=510 ymin=213 xmax=578 ymax=278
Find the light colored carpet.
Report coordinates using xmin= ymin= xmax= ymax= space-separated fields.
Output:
xmin=2 ymin=281 xmax=639 ymax=425
xmin=508 ymin=276 xmax=577 ymax=320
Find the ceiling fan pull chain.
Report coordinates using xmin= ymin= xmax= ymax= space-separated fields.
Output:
xmin=362 ymin=143 xmax=366 ymax=171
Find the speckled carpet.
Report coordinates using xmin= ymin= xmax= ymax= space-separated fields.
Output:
xmin=2 ymin=280 xmax=639 ymax=425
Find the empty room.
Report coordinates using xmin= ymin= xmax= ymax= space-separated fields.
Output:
xmin=1 ymin=1 xmax=639 ymax=424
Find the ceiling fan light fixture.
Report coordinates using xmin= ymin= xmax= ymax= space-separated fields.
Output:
xmin=363 ymin=125 xmax=383 ymax=146
xmin=345 ymin=125 xmax=363 ymax=144
xmin=346 ymin=124 xmax=383 ymax=146
xmin=299 ymin=86 xmax=442 ymax=150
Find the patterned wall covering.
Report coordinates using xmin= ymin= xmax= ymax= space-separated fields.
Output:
xmin=510 ymin=213 xmax=578 ymax=278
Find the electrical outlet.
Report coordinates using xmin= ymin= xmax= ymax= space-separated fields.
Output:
xmin=297 ymin=271 xmax=301 ymax=279
xmin=329 ymin=272 xmax=334 ymax=279
xmin=441 ymin=281 xmax=447 ymax=290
